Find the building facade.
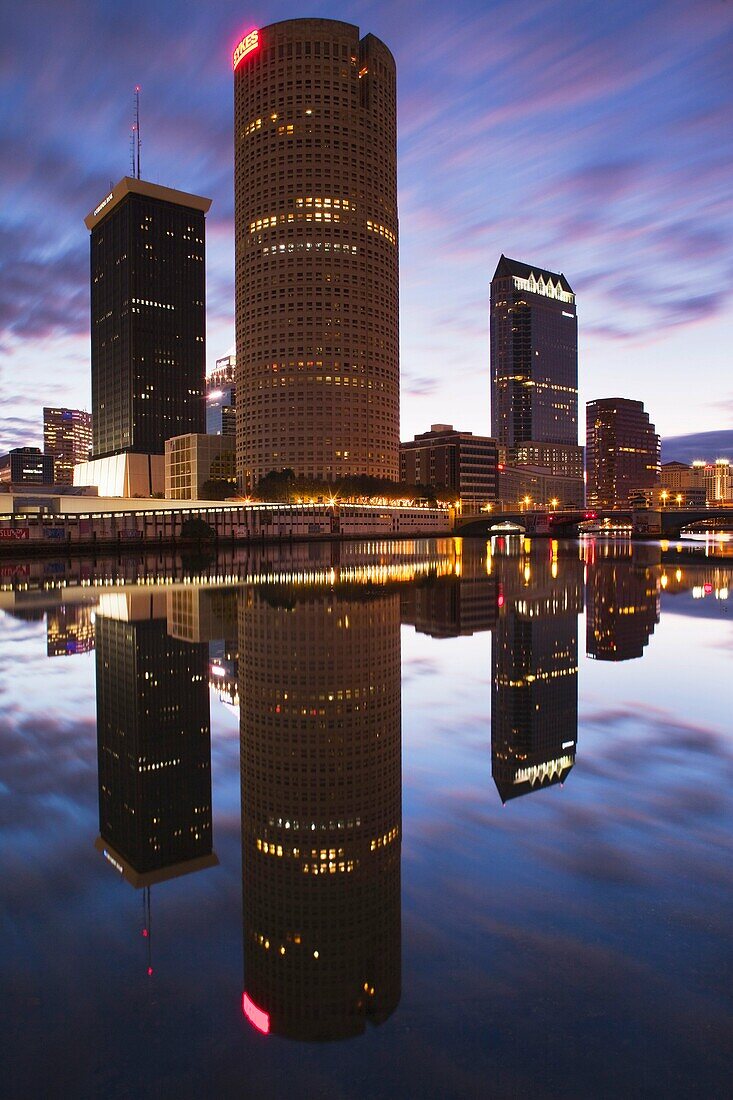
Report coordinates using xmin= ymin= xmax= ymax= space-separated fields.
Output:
xmin=84 ymin=177 xmax=211 ymax=460
xmin=234 ymin=19 xmax=399 ymax=489
xmin=43 ymin=407 xmax=92 ymax=484
xmin=497 ymin=463 xmax=585 ymax=510
xmin=490 ymin=255 xmax=583 ymax=500
xmin=586 ymin=398 xmax=660 ymax=508
xmin=165 ymin=433 xmax=237 ymax=500
xmin=400 ymin=425 xmax=497 ymax=510
xmin=703 ymin=459 xmax=733 ymax=504
xmin=239 ymin=587 xmax=401 ymax=1039
xmin=206 ymin=385 xmax=236 ymax=437
xmin=0 ymin=447 xmax=55 ymax=485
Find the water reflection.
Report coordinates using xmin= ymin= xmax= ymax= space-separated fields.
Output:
xmin=94 ymin=593 xmax=217 ymax=889
xmin=492 ymin=545 xmax=582 ymax=801
xmin=586 ymin=544 xmax=660 ymax=661
xmin=238 ymin=586 xmax=402 ymax=1039
xmin=2 ymin=537 xmax=732 ymax=1095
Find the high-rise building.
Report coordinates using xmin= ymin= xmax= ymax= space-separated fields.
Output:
xmin=233 ymin=19 xmax=399 ymax=490
xmin=239 ymin=586 xmax=401 ymax=1039
xmin=84 ymin=177 xmax=211 ymax=460
xmin=490 ymin=255 xmax=583 ymax=499
xmin=491 ymin=545 xmax=582 ymax=801
xmin=400 ymin=425 xmax=498 ymax=510
xmin=586 ymin=398 xmax=660 ymax=508
xmin=94 ymin=599 xmax=216 ymax=887
xmin=43 ymin=407 xmax=92 ymax=484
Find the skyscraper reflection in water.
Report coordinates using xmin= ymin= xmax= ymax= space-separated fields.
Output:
xmin=492 ymin=543 xmax=583 ymax=801
xmin=94 ymin=593 xmax=217 ymax=887
xmin=239 ymin=585 xmax=401 ymax=1040
xmin=585 ymin=544 xmax=660 ymax=661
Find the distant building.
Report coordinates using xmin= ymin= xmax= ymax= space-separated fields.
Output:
xmin=206 ymin=385 xmax=236 ymax=437
xmin=703 ymin=459 xmax=733 ymax=504
xmin=631 ymin=485 xmax=706 ymax=509
xmin=207 ymin=354 xmax=236 ymax=389
xmin=490 ymin=255 xmax=583 ymax=502
xmin=43 ymin=407 xmax=92 ymax=484
xmin=0 ymin=447 xmax=55 ymax=485
xmin=46 ymin=604 xmax=96 ymax=658
xmin=586 ymin=398 xmax=660 ymax=508
xmin=498 ymin=464 xmax=584 ymax=509
xmin=400 ymin=425 xmax=497 ymax=510
xmin=165 ymin=433 xmax=236 ymax=500
xmin=659 ymin=461 xmax=706 ymax=495
xmin=83 ymin=176 xmax=211 ymax=496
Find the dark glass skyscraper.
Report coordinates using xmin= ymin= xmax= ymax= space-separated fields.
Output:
xmin=94 ymin=604 xmax=216 ymax=886
xmin=84 ymin=178 xmax=211 ymax=458
xmin=490 ymin=256 xmax=583 ymax=490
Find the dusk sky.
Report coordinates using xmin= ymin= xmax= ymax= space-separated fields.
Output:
xmin=1 ymin=0 xmax=732 ymax=453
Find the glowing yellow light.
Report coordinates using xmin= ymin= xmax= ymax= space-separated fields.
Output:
xmin=661 ymin=574 xmax=668 ymax=588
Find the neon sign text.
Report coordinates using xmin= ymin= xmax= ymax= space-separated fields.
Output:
xmin=233 ymin=29 xmax=260 ymax=70
xmin=242 ymin=992 xmax=270 ymax=1033
xmin=93 ymin=193 xmax=114 ymax=217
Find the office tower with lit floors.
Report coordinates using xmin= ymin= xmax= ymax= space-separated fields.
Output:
xmin=94 ymin=602 xmax=217 ymax=886
xmin=586 ymin=398 xmax=660 ymax=508
xmin=233 ymin=19 xmax=399 ymax=489
xmin=79 ymin=177 xmax=211 ymax=495
xmin=491 ymin=546 xmax=583 ymax=801
xmin=238 ymin=586 xmax=401 ymax=1039
xmin=43 ymin=407 xmax=92 ymax=484
xmin=490 ymin=256 xmax=584 ymax=506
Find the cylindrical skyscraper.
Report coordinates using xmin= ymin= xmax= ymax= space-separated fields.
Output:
xmin=233 ymin=19 xmax=399 ymax=490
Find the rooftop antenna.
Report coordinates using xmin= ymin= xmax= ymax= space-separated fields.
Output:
xmin=134 ymin=85 xmax=141 ymax=179
xmin=129 ymin=126 xmax=136 ymax=177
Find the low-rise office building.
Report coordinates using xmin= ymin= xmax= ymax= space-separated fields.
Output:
xmin=0 ymin=447 xmax=55 ymax=486
xmin=165 ymin=434 xmax=237 ymax=500
xmin=400 ymin=425 xmax=497 ymax=511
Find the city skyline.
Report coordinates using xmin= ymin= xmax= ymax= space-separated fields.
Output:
xmin=2 ymin=1 xmax=732 ymax=458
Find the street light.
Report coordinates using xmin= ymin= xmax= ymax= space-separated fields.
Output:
xmin=660 ymin=490 xmax=668 ymax=507
xmin=675 ymin=493 xmax=682 ymax=507
xmin=523 ymin=494 xmax=531 ymax=512
xmin=550 ymin=497 xmax=558 ymax=511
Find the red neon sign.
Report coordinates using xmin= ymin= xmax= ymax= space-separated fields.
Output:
xmin=233 ymin=29 xmax=260 ymax=70
xmin=243 ymin=992 xmax=270 ymax=1034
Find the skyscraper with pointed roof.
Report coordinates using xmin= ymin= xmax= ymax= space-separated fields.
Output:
xmin=490 ymin=256 xmax=583 ymax=505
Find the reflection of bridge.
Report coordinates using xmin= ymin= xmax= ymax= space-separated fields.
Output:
xmin=456 ymin=508 xmax=733 ymax=539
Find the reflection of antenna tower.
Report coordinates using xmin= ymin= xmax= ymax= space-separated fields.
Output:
xmin=142 ymin=886 xmax=153 ymax=977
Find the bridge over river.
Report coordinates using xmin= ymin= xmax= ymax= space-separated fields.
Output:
xmin=455 ymin=507 xmax=732 ymax=539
